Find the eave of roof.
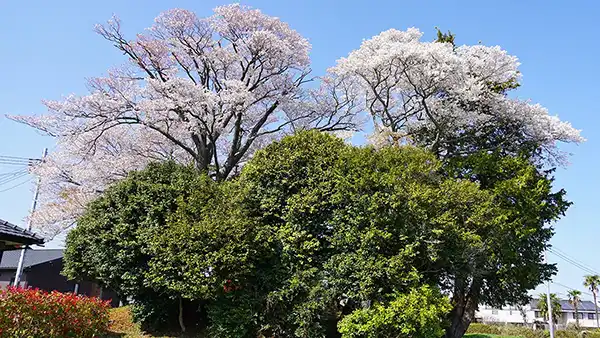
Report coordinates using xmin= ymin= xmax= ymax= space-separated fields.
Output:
xmin=0 ymin=219 xmax=44 ymax=249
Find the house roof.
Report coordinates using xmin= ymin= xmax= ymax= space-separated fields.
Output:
xmin=0 ymin=249 xmax=63 ymax=269
xmin=0 ymin=219 xmax=44 ymax=249
xmin=531 ymin=298 xmax=598 ymax=312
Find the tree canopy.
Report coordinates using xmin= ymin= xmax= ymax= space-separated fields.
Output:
xmin=8 ymin=5 xmax=582 ymax=237
xmin=64 ymin=131 xmax=569 ymax=337
xmin=538 ymin=293 xmax=562 ymax=325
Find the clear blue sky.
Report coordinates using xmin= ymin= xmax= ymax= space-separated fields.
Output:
xmin=0 ymin=0 xmax=598 ymax=301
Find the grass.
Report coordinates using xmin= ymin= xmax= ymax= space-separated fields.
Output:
xmin=103 ymin=306 xmax=196 ymax=338
xmin=466 ymin=334 xmax=523 ymax=338
xmin=103 ymin=306 xmax=147 ymax=338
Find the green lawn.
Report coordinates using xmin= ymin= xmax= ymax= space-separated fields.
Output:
xmin=465 ymin=334 xmax=522 ymax=338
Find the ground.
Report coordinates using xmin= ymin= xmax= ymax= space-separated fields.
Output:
xmin=104 ymin=306 xmax=195 ymax=338
xmin=104 ymin=308 xmax=523 ymax=338
xmin=466 ymin=335 xmax=521 ymax=338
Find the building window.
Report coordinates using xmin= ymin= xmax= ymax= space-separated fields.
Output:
xmin=573 ymin=313 xmax=584 ymax=319
xmin=589 ymin=313 xmax=595 ymax=320
xmin=535 ymin=311 xmax=542 ymax=318
xmin=492 ymin=309 xmax=499 ymax=315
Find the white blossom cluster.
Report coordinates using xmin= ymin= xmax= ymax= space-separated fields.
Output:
xmin=9 ymin=4 xmax=353 ymax=237
xmin=8 ymin=9 xmax=583 ymax=237
xmin=328 ymin=28 xmax=584 ymax=152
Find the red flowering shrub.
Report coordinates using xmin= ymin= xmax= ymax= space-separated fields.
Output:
xmin=0 ymin=286 xmax=110 ymax=337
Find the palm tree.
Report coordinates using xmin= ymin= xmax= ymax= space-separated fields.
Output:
xmin=568 ymin=290 xmax=582 ymax=329
xmin=538 ymin=293 xmax=562 ymax=327
xmin=584 ymin=275 xmax=600 ymax=328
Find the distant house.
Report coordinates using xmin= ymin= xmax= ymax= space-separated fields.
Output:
xmin=477 ymin=298 xmax=600 ymax=329
xmin=0 ymin=248 xmax=120 ymax=307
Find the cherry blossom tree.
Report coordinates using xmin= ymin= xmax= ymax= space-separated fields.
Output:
xmin=326 ymin=28 xmax=584 ymax=161
xmin=325 ymin=28 xmax=584 ymax=338
xmin=9 ymin=4 xmax=356 ymax=237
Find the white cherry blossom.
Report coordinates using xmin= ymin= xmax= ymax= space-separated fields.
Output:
xmin=327 ymin=28 xmax=584 ymax=156
xmin=9 ymin=4 xmax=354 ymax=237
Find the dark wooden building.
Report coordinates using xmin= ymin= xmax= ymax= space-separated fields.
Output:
xmin=0 ymin=218 xmax=119 ymax=306
xmin=0 ymin=249 xmax=120 ymax=307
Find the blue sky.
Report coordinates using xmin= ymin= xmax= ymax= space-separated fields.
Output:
xmin=0 ymin=1 xmax=598 ymax=300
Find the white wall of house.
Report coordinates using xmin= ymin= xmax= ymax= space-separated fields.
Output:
xmin=477 ymin=305 xmax=534 ymax=324
xmin=558 ymin=312 xmax=599 ymax=328
xmin=477 ymin=305 xmax=600 ymax=329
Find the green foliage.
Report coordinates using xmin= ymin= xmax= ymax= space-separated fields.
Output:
xmin=467 ymin=323 xmax=600 ymax=338
xmin=435 ymin=27 xmax=456 ymax=46
xmin=468 ymin=324 xmax=538 ymax=338
xmin=337 ymin=285 xmax=451 ymax=338
xmin=538 ymin=293 xmax=562 ymax=324
xmin=239 ymin=131 xmax=493 ymax=336
xmin=467 ymin=324 xmax=502 ymax=335
xmin=63 ymin=130 xmax=571 ymax=337
xmin=438 ymin=150 xmax=569 ymax=337
xmin=584 ymin=275 xmax=600 ymax=293
xmin=63 ymin=162 xmax=205 ymax=331
xmin=568 ymin=290 xmax=582 ymax=328
xmin=147 ymin=177 xmax=279 ymax=337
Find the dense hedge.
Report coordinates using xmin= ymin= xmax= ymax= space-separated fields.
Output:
xmin=0 ymin=287 xmax=110 ymax=338
xmin=468 ymin=323 xmax=600 ymax=338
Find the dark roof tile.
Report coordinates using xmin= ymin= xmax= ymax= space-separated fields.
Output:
xmin=0 ymin=249 xmax=63 ymax=269
xmin=531 ymin=298 xmax=598 ymax=312
xmin=0 ymin=219 xmax=44 ymax=246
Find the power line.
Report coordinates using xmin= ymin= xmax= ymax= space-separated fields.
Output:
xmin=0 ymin=155 xmax=37 ymax=161
xmin=552 ymin=247 xmax=600 ymax=275
xmin=0 ymin=154 xmax=42 ymax=194
xmin=0 ymin=161 xmax=39 ymax=166
xmin=552 ymin=281 xmax=594 ymax=298
xmin=0 ymin=171 xmax=28 ymax=186
xmin=549 ymin=248 xmax=600 ymax=276
xmin=0 ymin=170 xmax=27 ymax=177
xmin=0 ymin=178 xmax=32 ymax=193
xmin=0 ymin=155 xmax=42 ymax=167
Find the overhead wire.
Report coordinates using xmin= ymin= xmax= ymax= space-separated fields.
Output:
xmin=0 ymin=154 xmax=42 ymax=195
xmin=551 ymin=281 xmax=595 ymax=298
xmin=0 ymin=155 xmax=43 ymax=190
xmin=551 ymin=247 xmax=600 ymax=275
xmin=549 ymin=248 xmax=600 ymax=276
xmin=0 ymin=171 xmax=29 ymax=186
xmin=545 ymin=246 xmax=600 ymax=301
xmin=0 ymin=169 xmax=28 ymax=177
xmin=0 ymin=178 xmax=33 ymax=193
xmin=0 ymin=155 xmax=42 ymax=166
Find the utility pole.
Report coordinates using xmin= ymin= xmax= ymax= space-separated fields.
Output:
xmin=545 ymin=250 xmax=555 ymax=338
xmin=13 ymin=148 xmax=47 ymax=287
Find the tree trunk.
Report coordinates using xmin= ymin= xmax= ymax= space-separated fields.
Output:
xmin=446 ymin=312 xmax=470 ymax=338
xmin=179 ymin=297 xmax=186 ymax=333
xmin=594 ymin=291 xmax=599 ymax=329
xmin=575 ymin=307 xmax=579 ymax=329
xmin=445 ymin=277 xmax=480 ymax=338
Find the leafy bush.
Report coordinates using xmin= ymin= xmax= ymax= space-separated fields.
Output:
xmin=466 ymin=323 xmax=502 ymax=335
xmin=0 ymin=287 xmax=110 ymax=338
xmin=62 ymin=131 xmax=567 ymax=337
xmin=338 ymin=286 xmax=451 ymax=338
xmin=63 ymin=162 xmax=205 ymax=331
xmin=467 ymin=323 xmax=560 ymax=338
